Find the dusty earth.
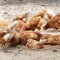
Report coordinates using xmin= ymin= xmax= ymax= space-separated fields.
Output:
xmin=0 ymin=45 xmax=60 ymax=60
xmin=0 ymin=0 xmax=60 ymax=60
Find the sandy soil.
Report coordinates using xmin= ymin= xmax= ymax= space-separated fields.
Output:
xmin=0 ymin=0 xmax=60 ymax=60
xmin=0 ymin=45 xmax=60 ymax=60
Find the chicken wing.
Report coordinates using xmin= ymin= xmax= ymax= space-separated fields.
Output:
xmin=25 ymin=16 xmax=41 ymax=30
xmin=15 ymin=20 xmax=25 ymax=32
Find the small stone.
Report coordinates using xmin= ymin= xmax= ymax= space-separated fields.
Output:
xmin=53 ymin=49 xmax=58 ymax=52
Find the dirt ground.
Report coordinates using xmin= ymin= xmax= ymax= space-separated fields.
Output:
xmin=0 ymin=45 xmax=60 ymax=60
xmin=0 ymin=0 xmax=60 ymax=60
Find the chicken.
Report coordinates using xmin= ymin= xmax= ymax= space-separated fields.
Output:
xmin=26 ymin=39 xmax=44 ymax=49
xmin=0 ymin=21 xmax=19 ymax=46
xmin=0 ymin=20 xmax=25 ymax=46
xmin=19 ymin=31 xmax=40 ymax=44
xmin=14 ymin=15 xmax=41 ymax=31
xmin=14 ymin=12 xmax=43 ymax=31
xmin=25 ymin=15 xmax=41 ymax=30
xmin=10 ymin=31 xmax=40 ymax=46
xmin=44 ymin=13 xmax=60 ymax=30
xmin=41 ymin=34 xmax=60 ymax=45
